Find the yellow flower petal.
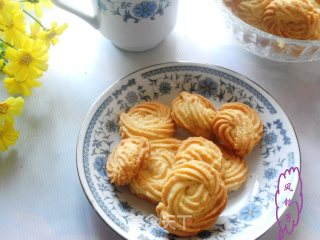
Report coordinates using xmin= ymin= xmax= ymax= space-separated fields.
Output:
xmin=0 ymin=121 xmax=19 ymax=151
xmin=41 ymin=22 xmax=68 ymax=47
xmin=0 ymin=97 xmax=25 ymax=123
xmin=35 ymin=4 xmax=43 ymax=18
xmin=29 ymin=22 xmax=42 ymax=40
xmin=56 ymin=23 xmax=68 ymax=35
xmin=4 ymin=77 xmax=41 ymax=96
xmin=4 ymin=47 xmax=18 ymax=61
xmin=0 ymin=59 xmax=4 ymax=69
xmin=24 ymin=0 xmax=53 ymax=18
xmin=0 ymin=0 xmax=20 ymax=21
xmin=2 ymin=9 xmax=26 ymax=46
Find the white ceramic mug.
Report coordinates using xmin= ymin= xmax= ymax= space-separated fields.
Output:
xmin=53 ymin=0 xmax=179 ymax=52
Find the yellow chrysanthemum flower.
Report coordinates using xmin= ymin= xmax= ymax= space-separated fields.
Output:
xmin=0 ymin=97 xmax=25 ymax=124
xmin=0 ymin=121 xmax=19 ymax=151
xmin=0 ymin=0 xmax=20 ymax=22
xmin=4 ymin=77 xmax=41 ymax=96
xmin=41 ymin=22 xmax=68 ymax=47
xmin=1 ymin=9 xmax=26 ymax=46
xmin=29 ymin=22 xmax=43 ymax=40
xmin=24 ymin=0 xmax=53 ymax=18
xmin=4 ymin=37 xmax=48 ymax=82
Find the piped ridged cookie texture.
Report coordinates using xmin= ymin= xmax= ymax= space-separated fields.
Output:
xmin=220 ymin=146 xmax=248 ymax=192
xmin=156 ymin=161 xmax=227 ymax=237
xmin=130 ymin=138 xmax=181 ymax=203
xmin=212 ymin=102 xmax=263 ymax=157
xmin=174 ymin=136 xmax=224 ymax=173
xmin=171 ymin=91 xmax=216 ymax=139
xmin=263 ymin=0 xmax=320 ymax=40
xmin=106 ymin=136 xmax=150 ymax=186
xmin=119 ymin=102 xmax=175 ymax=140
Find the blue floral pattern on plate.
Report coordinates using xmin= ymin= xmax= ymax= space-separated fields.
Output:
xmin=239 ymin=203 xmax=262 ymax=221
xmin=77 ymin=63 xmax=300 ymax=240
xmin=97 ymin=0 xmax=171 ymax=23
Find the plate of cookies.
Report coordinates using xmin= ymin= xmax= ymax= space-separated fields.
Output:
xmin=77 ymin=62 xmax=300 ymax=239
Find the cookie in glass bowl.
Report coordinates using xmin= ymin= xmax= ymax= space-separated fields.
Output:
xmin=217 ymin=0 xmax=320 ymax=62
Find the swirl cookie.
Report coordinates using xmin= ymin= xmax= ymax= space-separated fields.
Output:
xmin=223 ymin=0 xmax=242 ymax=8
xmin=171 ymin=92 xmax=216 ymax=139
xmin=263 ymin=0 xmax=320 ymax=40
xmin=106 ymin=136 xmax=150 ymax=186
xmin=212 ymin=102 xmax=263 ymax=157
xmin=232 ymin=0 xmax=272 ymax=28
xmin=156 ymin=161 xmax=227 ymax=237
xmin=174 ymin=137 xmax=224 ymax=173
xmin=220 ymin=146 xmax=248 ymax=192
xmin=130 ymin=138 xmax=181 ymax=203
xmin=313 ymin=0 xmax=320 ymax=8
xmin=119 ymin=102 xmax=175 ymax=140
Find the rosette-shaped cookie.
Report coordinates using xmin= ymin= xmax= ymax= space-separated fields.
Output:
xmin=174 ymin=137 xmax=224 ymax=173
xmin=156 ymin=161 xmax=227 ymax=237
xmin=223 ymin=0 xmax=242 ymax=8
xmin=314 ymin=0 xmax=320 ymax=8
xmin=212 ymin=102 xmax=263 ymax=157
xmin=119 ymin=102 xmax=175 ymax=140
xmin=220 ymin=146 xmax=248 ymax=192
xmin=106 ymin=136 xmax=150 ymax=186
xmin=171 ymin=92 xmax=216 ymax=139
xmin=130 ymin=138 xmax=181 ymax=203
xmin=263 ymin=0 xmax=320 ymax=40
xmin=232 ymin=0 xmax=272 ymax=28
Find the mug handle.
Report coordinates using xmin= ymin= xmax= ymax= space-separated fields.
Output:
xmin=52 ymin=0 xmax=98 ymax=29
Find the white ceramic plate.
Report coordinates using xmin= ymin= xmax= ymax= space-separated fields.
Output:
xmin=77 ymin=62 xmax=300 ymax=240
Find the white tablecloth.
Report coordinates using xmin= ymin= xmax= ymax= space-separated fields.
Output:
xmin=1 ymin=0 xmax=319 ymax=239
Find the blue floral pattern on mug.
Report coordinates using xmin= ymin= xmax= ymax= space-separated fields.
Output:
xmin=97 ymin=0 xmax=108 ymax=11
xmin=133 ymin=1 xmax=157 ymax=18
xmin=97 ymin=0 xmax=171 ymax=23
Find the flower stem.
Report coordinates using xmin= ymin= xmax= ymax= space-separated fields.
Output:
xmin=23 ymin=9 xmax=49 ymax=31
xmin=0 ymin=38 xmax=15 ymax=48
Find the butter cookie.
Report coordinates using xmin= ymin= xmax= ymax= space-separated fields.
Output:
xmin=232 ymin=0 xmax=272 ymax=28
xmin=212 ymin=102 xmax=263 ymax=157
xmin=130 ymin=138 xmax=181 ymax=203
xmin=171 ymin=92 xmax=216 ymax=139
xmin=119 ymin=102 xmax=175 ymax=140
xmin=174 ymin=137 xmax=224 ymax=173
xmin=220 ymin=146 xmax=248 ymax=191
xmin=156 ymin=161 xmax=227 ymax=237
xmin=106 ymin=136 xmax=150 ymax=186
xmin=263 ymin=0 xmax=320 ymax=40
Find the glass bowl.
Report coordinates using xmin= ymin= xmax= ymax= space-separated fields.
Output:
xmin=216 ymin=0 xmax=320 ymax=62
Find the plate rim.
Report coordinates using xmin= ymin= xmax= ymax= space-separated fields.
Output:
xmin=76 ymin=61 xmax=301 ymax=240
